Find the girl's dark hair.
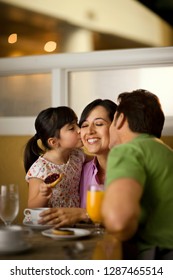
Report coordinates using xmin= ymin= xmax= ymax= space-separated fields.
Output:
xmin=79 ymin=99 xmax=117 ymax=127
xmin=24 ymin=106 xmax=77 ymax=172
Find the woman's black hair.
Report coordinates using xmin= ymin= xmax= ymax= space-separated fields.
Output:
xmin=79 ymin=99 xmax=117 ymax=127
xmin=24 ymin=106 xmax=77 ymax=172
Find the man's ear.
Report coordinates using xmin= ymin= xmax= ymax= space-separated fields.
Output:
xmin=116 ymin=113 xmax=126 ymax=129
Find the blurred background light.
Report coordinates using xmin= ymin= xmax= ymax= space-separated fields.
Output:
xmin=44 ymin=41 xmax=57 ymax=52
xmin=8 ymin=33 xmax=17 ymax=44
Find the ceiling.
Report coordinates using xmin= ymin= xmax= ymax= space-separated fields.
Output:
xmin=0 ymin=1 xmax=172 ymax=58
xmin=137 ymin=0 xmax=173 ymax=27
xmin=0 ymin=2 xmax=72 ymax=57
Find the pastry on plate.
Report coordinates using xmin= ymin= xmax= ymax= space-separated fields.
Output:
xmin=52 ymin=229 xmax=74 ymax=235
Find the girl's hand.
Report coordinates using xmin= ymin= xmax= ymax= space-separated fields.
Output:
xmin=28 ymin=178 xmax=52 ymax=208
xmin=39 ymin=182 xmax=52 ymax=198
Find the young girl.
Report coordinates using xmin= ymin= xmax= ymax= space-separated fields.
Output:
xmin=24 ymin=106 xmax=85 ymax=209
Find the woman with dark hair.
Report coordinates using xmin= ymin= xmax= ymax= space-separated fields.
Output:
xmin=39 ymin=99 xmax=117 ymax=227
xmin=79 ymin=99 xmax=117 ymax=208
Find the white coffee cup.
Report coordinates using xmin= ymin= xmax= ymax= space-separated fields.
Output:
xmin=0 ymin=225 xmax=31 ymax=250
xmin=23 ymin=208 xmax=49 ymax=225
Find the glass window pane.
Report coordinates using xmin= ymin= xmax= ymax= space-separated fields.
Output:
xmin=69 ymin=66 xmax=173 ymax=118
xmin=0 ymin=73 xmax=51 ymax=117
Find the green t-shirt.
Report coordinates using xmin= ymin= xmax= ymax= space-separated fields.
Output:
xmin=106 ymin=134 xmax=173 ymax=251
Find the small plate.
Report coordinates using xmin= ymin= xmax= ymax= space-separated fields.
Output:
xmin=0 ymin=242 xmax=32 ymax=255
xmin=23 ymin=220 xmax=53 ymax=230
xmin=42 ymin=227 xmax=91 ymax=240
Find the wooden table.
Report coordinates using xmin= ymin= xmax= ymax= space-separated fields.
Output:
xmin=0 ymin=223 xmax=122 ymax=260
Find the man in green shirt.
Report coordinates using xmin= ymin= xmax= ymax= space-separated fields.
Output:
xmin=102 ymin=89 xmax=173 ymax=259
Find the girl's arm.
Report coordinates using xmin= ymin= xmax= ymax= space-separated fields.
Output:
xmin=28 ymin=178 xmax=52 ymax=208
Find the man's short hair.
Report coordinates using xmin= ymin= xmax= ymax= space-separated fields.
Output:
xmin=116 ymin=89 xmax=165 ymax=138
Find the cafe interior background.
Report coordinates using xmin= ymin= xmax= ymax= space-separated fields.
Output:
xmin=0 ymin=0 xmax=173 ymax=224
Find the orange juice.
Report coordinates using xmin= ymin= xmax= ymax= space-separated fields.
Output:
xmin=92 ymin=234 xmax=122 ymax=260
xmin=86 ymin=190 xmax=104 ymax=223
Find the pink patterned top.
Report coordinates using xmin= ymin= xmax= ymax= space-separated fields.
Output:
xmin=25 ymin=148 xmax=85 ymax=208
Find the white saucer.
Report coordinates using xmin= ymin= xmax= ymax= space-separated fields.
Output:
xmin=23 ymin=220 xmax=53 ymax=230
xmin=0 ymin=242 xmax=31 ymax=255
xmin=42 ymin=227 xmax=91 ymax=240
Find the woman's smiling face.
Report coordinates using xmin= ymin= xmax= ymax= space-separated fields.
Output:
xmin=80 ymin=105 xmax=112 ymax=155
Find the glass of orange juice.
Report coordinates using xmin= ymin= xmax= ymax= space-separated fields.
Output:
xmin=86 ymin=184 xmax=104 ymax=234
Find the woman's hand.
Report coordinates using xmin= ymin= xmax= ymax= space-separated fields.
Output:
xmin=38 ymin=207 xmax=89 ymax=227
